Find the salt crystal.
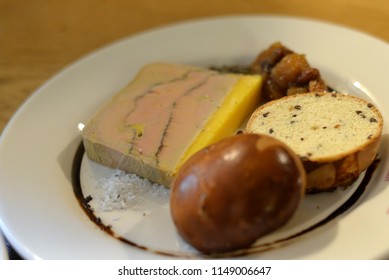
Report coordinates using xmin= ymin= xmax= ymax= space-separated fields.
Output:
xmin=92 ymin=170 xmax=169 ymax=211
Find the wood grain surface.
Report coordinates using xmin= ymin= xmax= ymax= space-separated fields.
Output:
xmin=1 ymin=0 xmax=388 ymax=133
xmin=1 ymin=0 xmax=389 ymax=260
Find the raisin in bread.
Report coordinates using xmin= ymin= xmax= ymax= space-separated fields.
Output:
xmin=246 ymin=92 xmax=383 ymax=193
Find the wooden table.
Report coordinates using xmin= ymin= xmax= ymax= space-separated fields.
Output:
xmin=0 ymin=0 xmax=389 ymax=260
xmin=1 ymin=0 xmax=389 ymax=134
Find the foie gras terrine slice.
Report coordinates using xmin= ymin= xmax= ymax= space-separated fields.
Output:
xmin=81 ymin=63 xmax=262 ymax=186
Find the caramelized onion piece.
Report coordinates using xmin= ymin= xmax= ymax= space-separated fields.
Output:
xmin=251 ymin=42 xmax=328 ymax=101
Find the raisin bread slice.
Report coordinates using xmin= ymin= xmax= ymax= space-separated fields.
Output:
xmin=246 ymin=92 xmax=383 ymax=193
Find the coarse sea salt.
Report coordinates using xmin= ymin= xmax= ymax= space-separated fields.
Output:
xmin=93 ymin=169 xmax=169 ymax=211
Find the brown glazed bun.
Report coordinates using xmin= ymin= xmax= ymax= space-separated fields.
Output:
xmin=170 ymin=133 xmax=306 ymax=254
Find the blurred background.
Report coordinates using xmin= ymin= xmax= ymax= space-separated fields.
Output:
xmin=0 ymin=0 xmax=388 ymax=260
xmin=1 ymin=0 xmax=388 ymax=134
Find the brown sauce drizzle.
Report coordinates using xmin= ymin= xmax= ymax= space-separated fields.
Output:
xmin=72 ymin=141 xmax=380 ymax=258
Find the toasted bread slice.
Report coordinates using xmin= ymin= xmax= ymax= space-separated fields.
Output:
xmin=246 ymin=92 xmax=383 ymax=193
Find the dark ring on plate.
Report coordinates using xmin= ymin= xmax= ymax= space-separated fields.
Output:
xmin=71 ymin=141 xmax=380 ymax=258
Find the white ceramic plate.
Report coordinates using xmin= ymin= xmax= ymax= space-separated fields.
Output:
xmin=0 ymin=15 xmax=388 ymax=260
xmin=0 ymin=232 xmax=7 ymax=260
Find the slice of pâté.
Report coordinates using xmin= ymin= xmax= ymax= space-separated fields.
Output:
xmin=82 ymin=63 xmax=262 ymax=186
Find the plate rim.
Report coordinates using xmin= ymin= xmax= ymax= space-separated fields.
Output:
xmin=0 ymin=14 xmax=388 ymax=260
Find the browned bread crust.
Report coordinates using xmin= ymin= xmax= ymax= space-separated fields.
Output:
xmin=246 ymin=92 xmax=383 ymax=193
